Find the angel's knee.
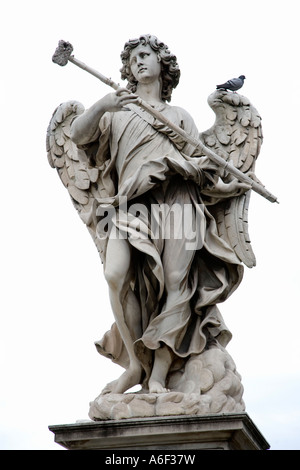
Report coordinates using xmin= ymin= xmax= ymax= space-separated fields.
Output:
xmin=104 ymin=261 xmax=128 ymax=291
xmin=104 ymin=239 xmax=131 ymax=291
xmin=164 ymin=269 xmax=181 ymax=292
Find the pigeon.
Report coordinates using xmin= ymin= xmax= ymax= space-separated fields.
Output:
xmin=216 ymin=75 xmax=246 ymax=92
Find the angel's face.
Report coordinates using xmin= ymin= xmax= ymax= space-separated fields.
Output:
xmin=129 ymin=44 xmax=161 ymax=84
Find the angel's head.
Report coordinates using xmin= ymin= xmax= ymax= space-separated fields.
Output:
xmin=120 ymin=34 xmax=180 ymax=102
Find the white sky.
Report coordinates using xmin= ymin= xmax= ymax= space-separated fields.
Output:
xmin=1 ymin=0 xmax=299 ymax=450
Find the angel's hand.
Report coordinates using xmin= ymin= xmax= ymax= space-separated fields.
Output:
xmin=70 ymin=89 xmax=139 ymax=145
xmin=202 ymin=177 xmax=251 ymax=199
xmin=102 ymin=89 xmax=139 ymax=113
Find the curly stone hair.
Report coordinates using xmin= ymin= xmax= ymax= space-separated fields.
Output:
xmin=120 ymin=34 xmax=181 ymax=102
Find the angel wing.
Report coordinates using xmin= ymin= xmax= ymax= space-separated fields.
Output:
xmin=46 ymin=100 xmax=106 ymax=261
xmin=200 ymin=90 xmax=263 ymax=268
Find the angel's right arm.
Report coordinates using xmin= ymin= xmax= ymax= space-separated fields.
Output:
xmin=70 ymin=97 xmax=107 ymax=145
xmin=70 ymin=89 xmax=139 ymax=146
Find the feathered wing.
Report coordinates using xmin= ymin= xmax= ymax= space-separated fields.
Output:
xmin=200 ymin=90 xmax=263 ymax=268
xmin=46 ymin=101 xmax=106 ymax=261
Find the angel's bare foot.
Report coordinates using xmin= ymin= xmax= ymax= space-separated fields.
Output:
xmin=148 ymin=379 xmax=169 ymax=394
xmin=101 ymin=379 xmax=118 ymax=395
xmin=101 ymin=365 xmax=142 ymax=395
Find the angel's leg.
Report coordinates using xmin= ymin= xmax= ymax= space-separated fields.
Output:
xmin=148 ymin=205 xmax=195 ymax=393
xmin=102 ymin=233 xmax=142 ymax=394
xmin=148 ymin=345 xmax=173 ymax=393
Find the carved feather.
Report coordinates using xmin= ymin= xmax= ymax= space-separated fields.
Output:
xmin=46 ymin=100 xmax=106 ymax=261
xmin=200 ymin=90 xmax=263 ymax=268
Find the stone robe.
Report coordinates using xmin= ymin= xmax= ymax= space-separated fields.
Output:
xmin=90 ymin=102 xmax=244 ymax=384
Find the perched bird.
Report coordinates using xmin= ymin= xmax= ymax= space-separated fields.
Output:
xmin=216 ymin=75 xmax=246 ymax=92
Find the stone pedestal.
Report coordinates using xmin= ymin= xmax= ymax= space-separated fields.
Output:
xmin=49 ymin=413 xmax=270 ymax=450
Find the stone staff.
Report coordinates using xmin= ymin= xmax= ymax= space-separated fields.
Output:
xmin=52 ymin=40 xmax=278 ymax=204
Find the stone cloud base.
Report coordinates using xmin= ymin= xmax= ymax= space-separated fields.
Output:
xmin=88 ymin=390 xmax=245 ymax=421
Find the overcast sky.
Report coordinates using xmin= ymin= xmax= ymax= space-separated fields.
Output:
xmin=1 ymin=0 xmax=299 ymax=450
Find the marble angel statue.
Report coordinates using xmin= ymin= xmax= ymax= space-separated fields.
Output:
xmin=47 ymin=35 xmax=264 ymax=417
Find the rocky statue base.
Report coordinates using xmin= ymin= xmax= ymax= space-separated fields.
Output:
xmin=49 ymin=413 xmax=270 ymax=450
